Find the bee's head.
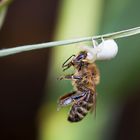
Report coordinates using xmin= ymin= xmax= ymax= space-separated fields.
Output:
xmin=74 ymin=51 xmax=87 ymax=62
xmin=62 ymin=51 xmax=87 ymax=71
xmin=71 ymin=51 xmax=87 ymax=67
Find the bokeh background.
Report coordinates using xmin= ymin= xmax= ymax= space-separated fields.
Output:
xmin=0 ymin=0 xmax=140 ymax=140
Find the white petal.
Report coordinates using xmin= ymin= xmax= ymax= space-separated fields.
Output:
xmin=96 ymin=39 xmax=118 ymax=60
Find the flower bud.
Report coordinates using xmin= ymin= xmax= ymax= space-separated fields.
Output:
xmin=81 ymin=39 xmax=118 ymax=62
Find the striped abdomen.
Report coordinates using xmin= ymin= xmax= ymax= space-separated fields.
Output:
xmin=68 ymin=92 xmax=96 ymax=122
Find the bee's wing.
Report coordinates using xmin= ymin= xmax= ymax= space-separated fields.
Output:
xmin=90 ymin=92 xmax=97 ymax=117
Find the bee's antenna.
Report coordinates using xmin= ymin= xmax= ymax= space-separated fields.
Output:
xmin=62 ymin=54 xmax=75 ymax=68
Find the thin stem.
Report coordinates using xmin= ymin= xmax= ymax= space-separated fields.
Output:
xmin=0 ymin=26 xmax=140 ymax=57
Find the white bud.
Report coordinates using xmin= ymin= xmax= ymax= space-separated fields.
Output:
xmin=81 ymin=39 xmax=118 ymax=62
xmin=96 ymin=39 xmax=118 ymax=60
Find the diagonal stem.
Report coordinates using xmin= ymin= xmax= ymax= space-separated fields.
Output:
xmin=0 ymin=26 xmax=140 ymax=57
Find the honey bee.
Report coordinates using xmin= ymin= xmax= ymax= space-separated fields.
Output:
xmin=57 ymin=50 xmax=100 ymax=122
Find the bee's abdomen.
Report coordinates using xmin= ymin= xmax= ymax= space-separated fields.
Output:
xmin=68 ymin=96 xmax=93 ymax=122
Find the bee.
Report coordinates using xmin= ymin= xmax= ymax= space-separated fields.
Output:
xmin=57 ymin=50 xmax=100 ymax=122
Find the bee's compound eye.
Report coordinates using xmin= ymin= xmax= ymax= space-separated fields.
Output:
xmin=96 ymin=39 xmax=118 ymax=60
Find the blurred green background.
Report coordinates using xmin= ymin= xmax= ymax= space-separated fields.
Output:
xmin=0 ymin=0 xmax=140 ymax=140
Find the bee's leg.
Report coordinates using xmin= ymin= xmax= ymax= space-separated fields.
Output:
xmin=62 ymin=63 xmax=72 ymax=71
xmin=57 ymin=91 xmax=86 ymax=110
xmin=72 ymin=91 xmax=87 ymax=102
xmin=58 ymin=74 xmax=82 ymax=80
xmin=62 ymin=55 xmax=75 ymax=71
xmin=57 ymin=91 xmax=76 ymax=111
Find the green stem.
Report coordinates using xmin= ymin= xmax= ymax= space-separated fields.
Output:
xmin=0 ymin=26 xmax=140 ymax=57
